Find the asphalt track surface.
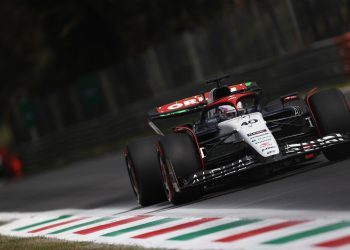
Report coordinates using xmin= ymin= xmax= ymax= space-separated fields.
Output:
xmin=0 ymin=152 xmax=350 ymax=213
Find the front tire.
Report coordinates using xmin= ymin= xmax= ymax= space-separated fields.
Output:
xmin=309 ymin=88 xmax=350 ymax=161
xmin=125 ymin=136 xmax=166 ymax=206
xmin=158 ymin=132 xmax=203 ymax=205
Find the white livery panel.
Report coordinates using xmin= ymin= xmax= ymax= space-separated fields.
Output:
xmin=218 ymin=112 xmax=279 ymax=158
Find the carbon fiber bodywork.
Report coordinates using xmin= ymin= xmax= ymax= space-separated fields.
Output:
xmin=182 ymin=133 xmax=350 ymax=189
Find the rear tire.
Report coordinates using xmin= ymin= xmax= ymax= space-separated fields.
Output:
xmin=158 ymin=132 xmax=203 ymax=205
xmin=125 ymin=136 xmax=166 ymax=206
xmin=309 ymin=88 xmax=350 ymax=161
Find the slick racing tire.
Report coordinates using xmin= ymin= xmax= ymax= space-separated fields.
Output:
xmin=309 ymin=88 xmax=350 ymax=161
xmin=125 ymin=136 xmax=166 ymax=206
xmin=158 ymin=132 xmax=203 ymax=205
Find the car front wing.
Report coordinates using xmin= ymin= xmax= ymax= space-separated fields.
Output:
xmin=182 ymin=133 xmax=349 ymax=189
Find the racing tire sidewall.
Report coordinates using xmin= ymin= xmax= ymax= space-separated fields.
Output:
xmin=158 ymin=132 xmax=203 ymax=205
xmin=125 ymin=135 xmax=166 ymax=206
xmin=309 ymin=88 xmax=350 ymax=161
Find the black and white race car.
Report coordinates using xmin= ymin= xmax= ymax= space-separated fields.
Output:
xmin=125 ymin=75 xmax=350 ymax=206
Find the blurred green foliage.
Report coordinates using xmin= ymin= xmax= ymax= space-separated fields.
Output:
xmin=0 ymin=123 xmax=12 ymax=146
xmin=0 ymin=0 xmax=229 ymax=98
xmin=1 ymin=0 xmax=349 ymax=103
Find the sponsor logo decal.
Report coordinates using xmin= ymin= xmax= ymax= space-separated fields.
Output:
xmin=157 ymin=95 xmax=208 ymax=113
xmin=241 ymin=119 xmax=258 ymax=126
xmin=191 ymin=156 xmax=255 ymax=185
xmin=284 ymin=134 xmax=346 ymax=154
xmin=247 ymin=129 xmax=267 ymax=137
xmin=156 ymin=83 xmax=249 ymax=113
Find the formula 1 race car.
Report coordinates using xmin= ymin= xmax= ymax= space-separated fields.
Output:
xmin=125 ymin=75 xmax=350 ymax=206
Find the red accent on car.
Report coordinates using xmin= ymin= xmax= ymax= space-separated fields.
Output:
xmin=157 ymin=94 xmax=209 ymax=113
xmin=304 ymin=153 xmax=315 ymax=160
xmin=157 ymin=142 xmax=175 ymax=202
xmin=282 ymin=95 xmax=299 ymax=102
xmin=173 ymin=126 xmax=205 ymax=170
xmin=155 ymin=83 xmax=248 ymax=113
xmin=305 ymin=87 xmax=321 ymax=136
xmin=205 ymin=92 xmax=258 ymax=110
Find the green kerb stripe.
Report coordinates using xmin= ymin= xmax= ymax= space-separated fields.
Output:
xmin=102 ymin=218 xmax=178 ymax=237
xmin=13 ymin=215 xmax=72 ymax=231
xmin=264 ymin=221 xmax=350 ymax=244
xmin=169 ymin=219 xmax=261 ymax=241
xmin=49 ymin=217 xmax=112 ymax=234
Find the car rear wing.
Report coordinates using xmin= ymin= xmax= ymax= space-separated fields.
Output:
xmin=147 ymin=82 xmax=260 ymax=135
xmin=147 ymin=93 xmax=208 ymax=120
xmin=148 ymin=82 xmax=260 ymax=121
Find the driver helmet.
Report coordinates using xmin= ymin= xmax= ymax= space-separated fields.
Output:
xmin=236 ymin=100 xmax=246 ymax=114
xmin=236 ymin=97 xmax=258 ymax=114
xmin=218 ymin=105 xmax=236 ymax=120
xmin=236 ymin=101 xmax=243 ymax=110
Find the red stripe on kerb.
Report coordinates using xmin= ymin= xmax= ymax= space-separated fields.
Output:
xmin=133 ymin=217 xmax=218 ymax=239
xmin=215 ymin=221 xmax=305 ymax=243
xmin=74 ymin=215 xmax=149 ymax=235
xmin=316 ymin=235 xmax=350 ymax=248
xmin=29 ymin=217 xmax=87 ymax=233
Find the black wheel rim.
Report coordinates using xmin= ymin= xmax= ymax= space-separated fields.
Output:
xmin=159 ymin=156 xmax=173 ymax=202
xmin=126 ymin=156 xmax=140 ymax=203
